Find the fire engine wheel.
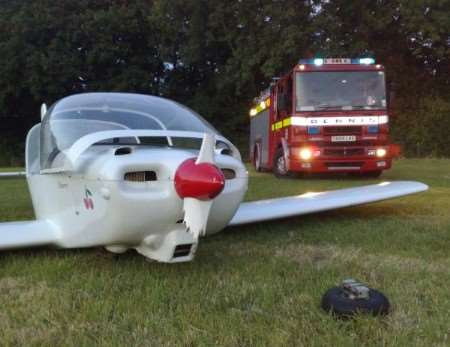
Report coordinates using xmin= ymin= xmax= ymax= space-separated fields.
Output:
xmin=364 ymin=170 xmax=383 ymax=178
xmin=321 ymin=287 xmax=390 ymax=318
xmin=351 ymin=170 xmax=382 ymax=178
xmin=254 ymin=145 xmax=262 ymax=172
xmin=273 ymin=149 xmax=289 ymax=178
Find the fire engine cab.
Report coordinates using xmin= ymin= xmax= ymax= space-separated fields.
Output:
xmin=249 ymin=58 xmax=398 ymax=178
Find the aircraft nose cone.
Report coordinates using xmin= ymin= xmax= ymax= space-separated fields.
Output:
xmin=174 ymin=158 xmax=225 ymax=200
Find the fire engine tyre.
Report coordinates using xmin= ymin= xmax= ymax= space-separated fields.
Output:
xmin=321 ymin=287 xmax=390 ymax=318
xmin=349 ymin=170 xmax=383 ymax=178
xmin=361 ymin=170 xmax=383 ymax=178
xmin=365 ymin=170 xmax=383 ymax=178
xmin=254 ymin=145 xmax=262 ymax=172
xmin=273 ymin=148 xmax=289 ymax=178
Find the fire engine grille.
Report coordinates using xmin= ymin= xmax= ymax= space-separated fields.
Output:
xmin=325 ymin=162 xmax=363 ymax=168
xmin=323 ymin=148 xmax=365 ymax=157
xmin=323 ymin=126 xmax=362 ymax=135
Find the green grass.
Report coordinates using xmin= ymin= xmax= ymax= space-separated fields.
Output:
xmin=0 ymin=159 xmax=449 ymax=346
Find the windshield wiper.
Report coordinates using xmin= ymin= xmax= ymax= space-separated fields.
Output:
xmin=352 ymin=105 xmax=385 ymax=109
xmin=350 ymin=105 xmax=370 ymax=109
xmin=315 ymin=105 xmax=343 ymax=110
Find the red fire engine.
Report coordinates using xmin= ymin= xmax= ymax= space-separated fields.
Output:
xmin=249 ymin=58 xmax=399 ymax=177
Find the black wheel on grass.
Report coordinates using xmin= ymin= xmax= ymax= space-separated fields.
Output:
xmin=273 ymin=148 xmax=289 ymax=178
xmin=321 ymin=287 xmax=390 ymax=318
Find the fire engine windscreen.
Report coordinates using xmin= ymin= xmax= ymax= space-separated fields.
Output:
xmin=295 ymin=71 xmax=386 ymax=111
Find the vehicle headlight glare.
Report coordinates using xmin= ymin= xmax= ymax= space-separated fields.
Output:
xmin=314 ymin=58 xmax=324 ymax=66
xmin=376 ymin=148 xmax=387 ymax=157
xmin=300 ymin=148 xmax=313 ymax=160
xmin=359 ymin=58 xmax=375 ymax=65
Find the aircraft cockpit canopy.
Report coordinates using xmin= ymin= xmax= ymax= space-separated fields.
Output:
xmin=39 ymin=93 xmax=218 ymax=170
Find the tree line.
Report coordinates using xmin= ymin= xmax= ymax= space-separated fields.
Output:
xmin=0 ymin=0 xmax=449 ymax=164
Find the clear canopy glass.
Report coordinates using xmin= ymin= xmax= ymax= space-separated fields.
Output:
xmin=40 ymin=93 xmax=218 ymax=170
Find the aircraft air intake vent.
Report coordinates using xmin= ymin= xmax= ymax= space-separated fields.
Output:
xmin=221 ymin=168 xmax=236 ymax=180
xmin=124 ymin=171 xmax=157 ymax=182
xmin=173 ymin=244 xmax=192 ymax=258
xmin=115 ymin=147 xmax=132 ymax=155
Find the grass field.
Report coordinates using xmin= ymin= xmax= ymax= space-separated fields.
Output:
xmin=0 ymin=159 xmax=449 ymax=346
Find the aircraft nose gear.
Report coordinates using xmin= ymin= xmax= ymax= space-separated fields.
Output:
xmin=321 ymin=278 xmax=390 ymax=318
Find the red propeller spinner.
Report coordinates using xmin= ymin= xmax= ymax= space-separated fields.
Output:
xmin=174 ymin=158 xmax=225 ymax=201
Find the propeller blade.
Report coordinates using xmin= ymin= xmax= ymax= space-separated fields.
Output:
xmin=183 ymin=198 xmax=213 ymax=238
xmin=196 ymin=132 xmax=215 ymax=164
xmin=174 ymin=132 xmax=224 ymax=238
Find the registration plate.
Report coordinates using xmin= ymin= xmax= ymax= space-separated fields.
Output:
xmin=331 ymin=135 xmax=356 ymax=142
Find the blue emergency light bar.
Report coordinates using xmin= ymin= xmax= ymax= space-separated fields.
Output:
xmin=299 ymin=58 xmax=375 ymax=65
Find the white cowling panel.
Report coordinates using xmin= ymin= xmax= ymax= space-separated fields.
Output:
xmin=42 ymin=129 xmax=238 ymax=173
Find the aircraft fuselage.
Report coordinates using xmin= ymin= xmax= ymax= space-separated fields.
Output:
xmin=27 ymin=146 xmax=247 ymax=262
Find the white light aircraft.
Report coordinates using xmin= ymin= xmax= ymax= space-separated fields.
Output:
xmin=0 ymin=93 xmax=428 ymax=262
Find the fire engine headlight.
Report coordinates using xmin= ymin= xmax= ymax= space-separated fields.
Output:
xmin=376 ymin=148 xmax=387 ymax=157
xmin=300 ymin=148 xmax=313 ymax=160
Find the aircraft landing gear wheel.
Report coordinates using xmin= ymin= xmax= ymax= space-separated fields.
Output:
xmin=273 ymin=148 xmax=289 ymax=178
xmin=321 ymin=279 xmax=390 ymax=318
xmin=254 ymin=145 xmax=262 ymax=172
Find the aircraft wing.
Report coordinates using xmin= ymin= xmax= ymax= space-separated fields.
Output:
xmin=229 ymin=181 xmax=428 ymax=226
xmin=0 ymin=220 xmax=58 ymax=250
xmin=0 ymin=171 xmax=26 ymax=178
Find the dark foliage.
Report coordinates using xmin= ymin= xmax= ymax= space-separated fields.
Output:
xmin=0 ymin=0 xmax=449 ymax=164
